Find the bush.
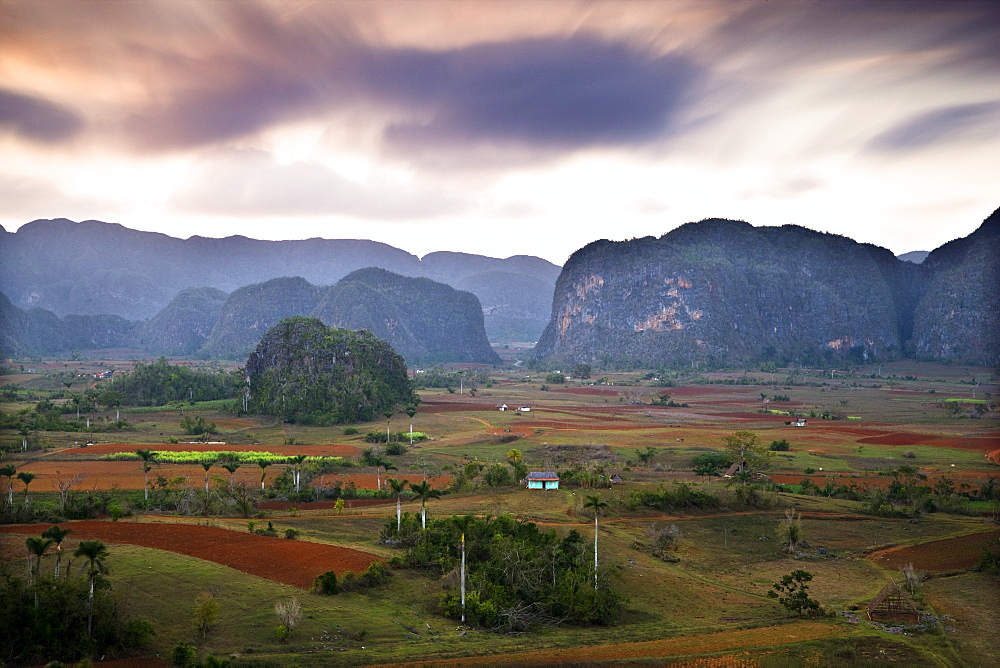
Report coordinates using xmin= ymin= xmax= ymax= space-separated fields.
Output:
xmin=313 ymin=570 xmax=338 ymax=595
xmin=171 ymin=642 xmax=198 ymax=667
xmin=274 ymin=625 xmax=290 ymax=643
xmin=769 ymin=439 xmax=791 ymax=451
xmin=284 ymin=528 xmax=299 ymax=540
xmin=343 ymin=427 xmax=359 ymax=436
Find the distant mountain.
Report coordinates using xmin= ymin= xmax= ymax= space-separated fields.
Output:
xmin=913 ymin=208 xmax=999 ymax=365
xmin=534 ymin=210 xmax=998 ymax=367
xmin=0 ymin=218 xmax=559 ymax=342
xmin=0 ymin=291 xmax=136 ymax=357
xmin=455 ymin=271 xmax=553 ymax=343
xmin=200 ymin=277 xmax=321 ymax=359
xmin=897 ymin=251 xmax=929 ymax=264
xmin=313 ymin=268 xmax=500 ymax=365
xmin=134 ymin=287 xmax=229 ymax=356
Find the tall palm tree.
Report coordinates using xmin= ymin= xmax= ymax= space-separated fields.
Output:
xmin=377 ymin=458 xmax=397 ymax=492
xmin=42 ymin=525 xmax=71 ymax=578
xmin=25 ymin=535 xmax=53 ymax=587
xmin=258 ymin=459 xmax=272 ymax=490
xmin=221 ymin=461 xmax=240 ymax=485
xmin=75 ymin=540 xmax=109 ymax=637
xmin=288 ymin=455 xmax=307 ymax=493
xmin=387 ymin=478 xmax=409 ymax=533
xmin=408 ymin=481 xmax=441 ymax=530
xmin=583 ymin=494 xmax=608 ymax=589
xmin=405 ymin=405 xmax=417 ymax=445
xmin=452 ymin=514 xmax=474 ymax=623
xmin=16 ymin=471 xmax=36 ymax=506
xmin=383 ymin=409 xmax=394 ymax=445
xmin=0 ymin=464 xmax=15 ymax=507
xmin=200 ymin=460 xmax=216 ymax=493
xmin=135 ymin=449 xmax=157 ymax=502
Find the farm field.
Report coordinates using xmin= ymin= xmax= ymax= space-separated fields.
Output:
xmin=1 ymin=357 xmax=998 ymax=666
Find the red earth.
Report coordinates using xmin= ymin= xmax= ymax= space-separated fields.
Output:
xmin=867 ymin=529 xmax=1000 ymax=573
xmin=257 ymin=498 xmax=394 ymax=510
xmin=60 ymin=442 xmax=361 ymax=457
xmin=0 ymin=520 xmax=380 ymax=587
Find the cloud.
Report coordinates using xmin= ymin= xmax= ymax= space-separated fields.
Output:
xmin=170 ymin=148 xmax=466 ymax=220
xmin=0 ymin=173 xmax=116 ymax=218
xmin=367 ymin=36 xmax=703 ymax=153
xmin=867 ymin=101 xmax=1000 ymax=152
xmin=0 ymin=88 xmax=84 ymax=144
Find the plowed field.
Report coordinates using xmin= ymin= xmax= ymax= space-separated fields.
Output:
xmin=867 ymin=529 xmax=1000 ymax=572
xmin=0 ymin=520 xmax=379 ymax=587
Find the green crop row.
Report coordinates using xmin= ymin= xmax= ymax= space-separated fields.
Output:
xmin=102 ymin=450 xmax=347 ymax=465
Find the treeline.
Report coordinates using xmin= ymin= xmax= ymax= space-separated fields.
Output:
xmin=383 ymin=513 xmax=622 ymax=631
xmin=112 ymin=358 xmax=242 ymax=406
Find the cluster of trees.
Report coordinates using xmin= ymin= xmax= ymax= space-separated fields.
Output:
xmin=111 ymin=357 xmax=242 ymax=406
xmin=448 ymin=450 xmax=528 ymax=491
xmin=1 ymin=534 xmax=154 ymax=665
xmin=383 ymin=513 xmax=623 ymax=631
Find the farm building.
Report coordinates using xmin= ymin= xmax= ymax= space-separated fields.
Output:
xmin=867 ymin=581 xmax=919 ymax=623
xmin=793 ymin=418 xmax=807 ymax=427
xmin=610 ymin=473 xmax=624 ymax=484
xmin=496 ymin=403 xmax=509 ymax=411
xmin=526 ymin=472 xmax=559 ymax=490
xmin=518 ymin=405 xmax=531 ymax=412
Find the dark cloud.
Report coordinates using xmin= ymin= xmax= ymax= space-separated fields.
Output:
xmin=868 ymin=101 xmax=1000 ymax=152
xmin=0 ymin=88 xmax=84 ymax=144
xmin=364 ymin=36 xmax=703 ymax=151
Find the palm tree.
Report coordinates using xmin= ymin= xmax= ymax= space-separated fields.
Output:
xmin=288 ymin=455 xmax=307 ymax=493
xmin=258 ymin=459 xmax=272 ymax=490
xmin=452 ymin=514 xmax=474 ymax=623
xmin=25 ymin=535 xmax=53 ymax=587
xmin=583 ymin=494 xmax=608 ymax=589
xmin=221 ymin=461 xmax=240 ymax=485
xmin=42 ymin=525 xmax=71 ymax=578
xmin=383 ymin=409 xmax=394 ymax=445
xmin=0 ymin=464 xmax=15 ymax=507
xmin=378 ymin=458 xmax=397 ymax=492
xmin=408 ymin=481 xmax=441 ymax=530
xmin=387 ymin=478 xmax=409 ymax=533
xmin=16 ymin=471 xmax=36 ymax=506
xmin=405 ymin=405 xmax=417 ymax=445
xmin=200 ymin=460 xmax=216 ymax=493
xmin=75 ymin=539 xmax=109 ymax=637
xmin=135 ymin=449 xmax=157 ymax=502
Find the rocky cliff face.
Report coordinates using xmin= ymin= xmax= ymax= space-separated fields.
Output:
xmin=534 ymin=220 xmax=918 ymax=367
xmin=245 ymin=316 xmax=416 ymax=424
xmin=913 ymin=208 xmax=999 ymax=365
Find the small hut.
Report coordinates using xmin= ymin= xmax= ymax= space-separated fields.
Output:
xmin=867 ymin=581 xmax=919 ymax=623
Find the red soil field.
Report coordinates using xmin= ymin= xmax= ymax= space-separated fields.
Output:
xmin=60 ymin=442 xmax=360 ymax=457
xmin=257 ymin=498 xmax=394 ymax=510
xmin=867 ymin=529 xmax=1000 ymax=573
xmin=419 ymin=400 xmax=498 ymax=412
xmin=0 ymin=520 xmax=380 ymax=587
xmin=552 ymin=387 xmax=622 ymax=396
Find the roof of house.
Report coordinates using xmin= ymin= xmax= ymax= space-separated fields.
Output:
xmin=526 ymin=471 xmax=559 ymax=480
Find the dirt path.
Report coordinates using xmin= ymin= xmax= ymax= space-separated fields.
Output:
xmin=0 ymin=520 xmax=380 ymax=588
xmin=371 ymin=621 xmax=845 ymax=666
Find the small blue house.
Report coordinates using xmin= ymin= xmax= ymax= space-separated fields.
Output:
xmin=526 ymin=472 xmax=559 ymax=490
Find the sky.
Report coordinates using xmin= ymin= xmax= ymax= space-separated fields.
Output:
xmin=0 ymin=1 xmax=997 ymax=265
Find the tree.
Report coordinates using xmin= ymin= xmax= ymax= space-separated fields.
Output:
xmin=136 ymin=449 xmax=157 ymax=502
xmin=199 ymin=460 xmax=215 ymax=493
xmin=42 ymin=524 xmax=71 ymax=578
xmin=767 ymin=569 xmax=820 ymax=617
xmin=409 ymin=480 xmax=442 ymax=530
xmin=779 ymin=508 xmax=803 ymax=554
xmin=288 ymin=455 xmax=307 ymax=493
xmin=17 ymin=471 xmax=36 ymax=506
xmin=258 ymin=459 xmax=272 ymax=490
xmin=452 ymin=514 xmax=474 ymax=623
xmin=25 ymin=535 xmax=53 ymax=587
xmin=387 ymin=477 xmax=410 ymax=534
xmin=583 ymin=494 xmax=608 ymax=589
xmin=405 ymin=405 xmax=417 ymax=445
xmin=384 ymin=409 xmax=394 ymax=445
xmin=722 ymin=431 xmax=772 ymax=479
xmin=74 ymin=539 xmax=110 ymax=637
xmin=636 ymin=446 xmax=657 ymax=466
xmin=0 ymin=464 xmax=16 ymax=506
xmin=572 ymin=363 xmax=592 ymax=380
xmin=193 ymin=592 xmax=219 ymax=638
xmin=221 ymin=461 xmax=240 ymax=485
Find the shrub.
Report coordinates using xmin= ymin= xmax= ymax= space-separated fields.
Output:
xmin=171 ymin=642 xmax=198 ymax=667
xmin=274 ymin=625 xmax=290 ymax=643
xmin=284 ymin=528 xmax=299 ymax=540
xmin=343 ymin=427 xmax=359 ymax=435
xmin=192 ymin=592 xmax=219 ymax=638
xmin=769 ymin=439 xmax=791 ymax=451
xmin=313 ymin=570 xmax=339 ymax=595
